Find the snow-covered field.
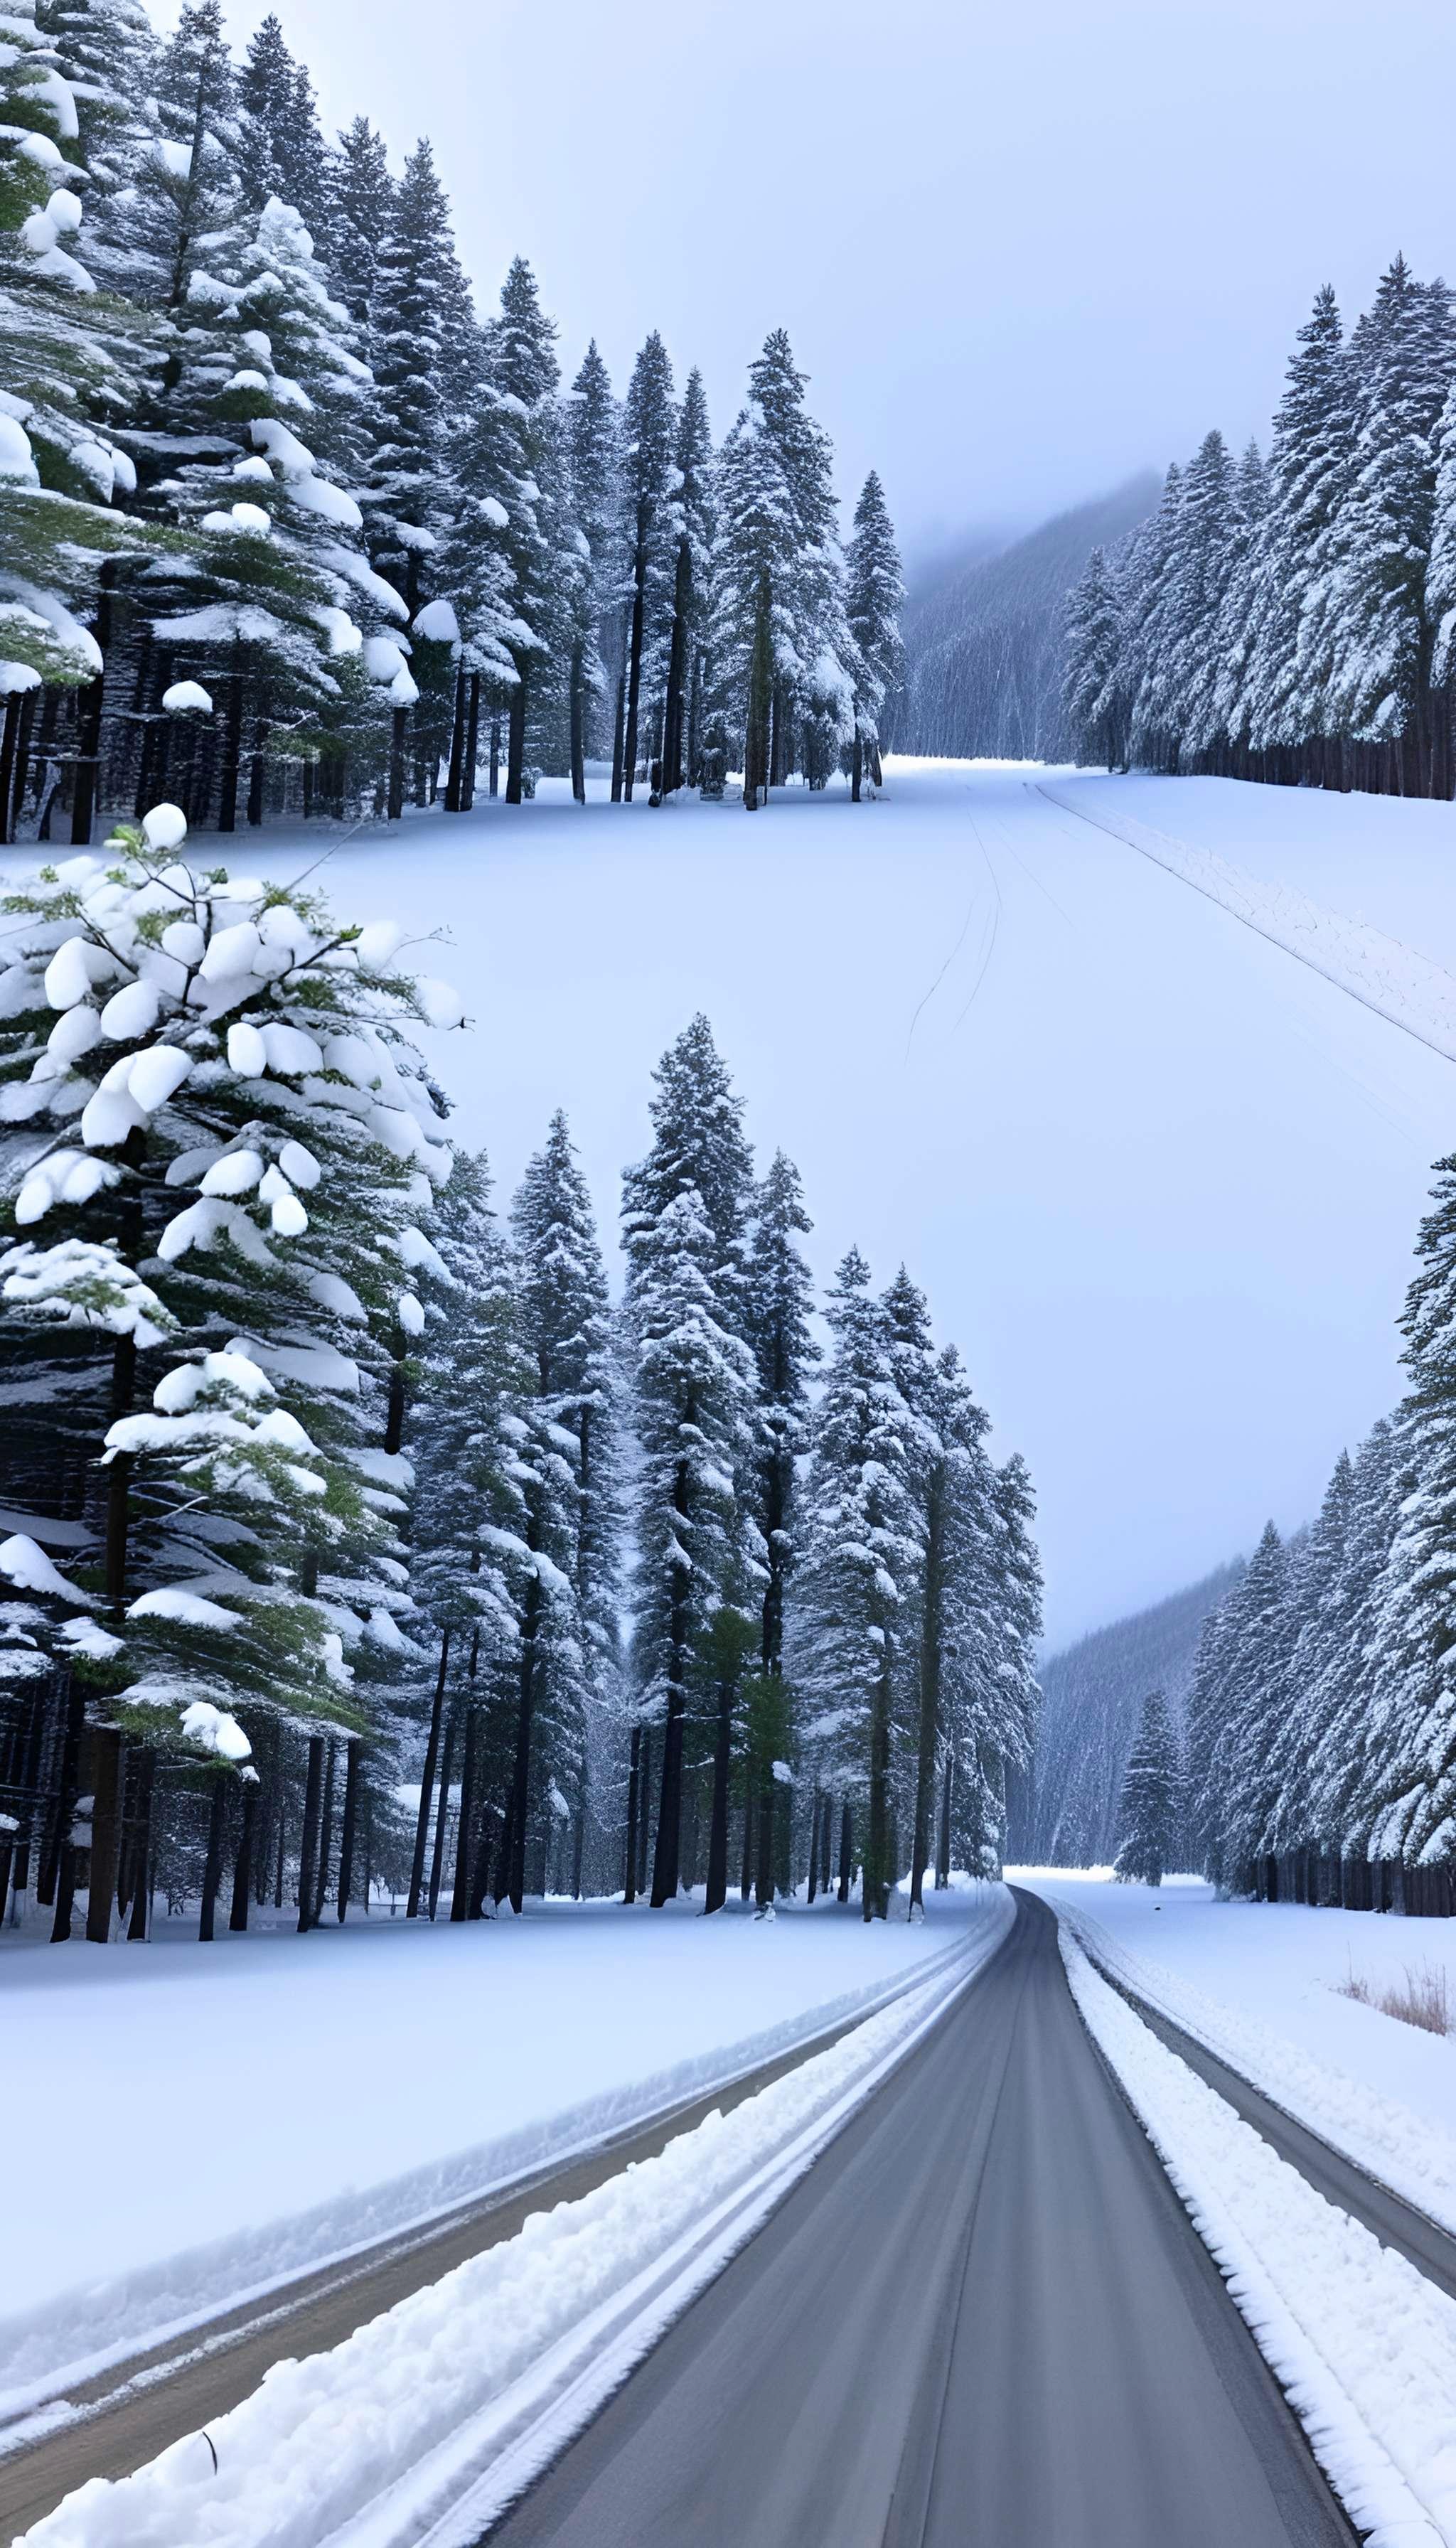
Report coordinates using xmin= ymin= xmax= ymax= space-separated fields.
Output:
xmin=307 ymin=759 xmax=1455 ymax=1646
xmin=1015 ymin=1869 xmax=1456 ymax=2137
xmin=0 ymin=1890 xmax=970 ymax=2412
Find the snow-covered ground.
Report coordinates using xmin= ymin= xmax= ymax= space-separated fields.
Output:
xmin=0 ymin=1890 xmax=973 ymax=2413
xmin=1064 ymin=1932 xmax=1456 ymax=2548
xmin=304 ymin=759 xmax=1455 ymax=1646
xmin=1019 ymin=1870 xmax=1456 ymax=2237
xmin=14 ymin=1891 xmax=1015 ymax=2548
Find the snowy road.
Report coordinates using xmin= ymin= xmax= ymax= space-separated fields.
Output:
xmin=484 ymin=1892 xmax=1353 ymax=2548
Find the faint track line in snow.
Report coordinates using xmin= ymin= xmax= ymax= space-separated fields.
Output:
xmin=1034 ymin=780 xmax=1456 ymax=1068
xmin=951 ymin=815 xmax=1002 ymax=1032
xmin=903 ymin=886 xmax=983 ymax=1060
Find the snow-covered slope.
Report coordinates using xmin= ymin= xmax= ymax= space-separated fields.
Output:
xmin=313 ymin=759 xmax=1456 ymax=1647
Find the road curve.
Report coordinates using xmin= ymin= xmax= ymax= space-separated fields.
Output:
xmin=485 ymin=1890 xmax=1355 ymax=2548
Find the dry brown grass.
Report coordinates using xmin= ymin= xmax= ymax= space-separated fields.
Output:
xmin=1337 ymin=1954 xmax=1452 ymax=2037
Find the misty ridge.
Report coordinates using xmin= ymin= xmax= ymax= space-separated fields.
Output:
xmin=889 ymin=473 xmax=1160 ymax=764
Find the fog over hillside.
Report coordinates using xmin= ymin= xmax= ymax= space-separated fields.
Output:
xmin=892 ymin=474 xmax=1160 ymax=763
xmin=1009 ymin=1558 xmax=1244 ymax=1869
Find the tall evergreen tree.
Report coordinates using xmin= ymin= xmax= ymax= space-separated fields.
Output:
xmin=843 ymin=469 xmax=904 ymax=796
xmin=1113 ymin=1690 xmax=1181 ymax=1887
xmin=618 ymin=330 xmax=676 ymax=799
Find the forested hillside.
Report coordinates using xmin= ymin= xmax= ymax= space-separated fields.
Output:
xmin=1010 ymin=1559 xmax=1241 ymax=1867
xmin=892 ymin=475 xmax=1157 ymax=761
xmin=0 ymin=0 xmax=903 ymax=839
xmin=1066 ymin=257 xmax=1456 ymax=802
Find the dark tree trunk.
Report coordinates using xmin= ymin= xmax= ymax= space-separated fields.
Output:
xmin=0 ymin=692 xmax=21 ymax=846
xmin=85 ymin=1728 xmax=122 ymax=1944
xmin=387 ymin=706 xmax=407 ymax=821
xmin=198 ymin=1777 xmax=228 ymax=1943
xmin=296 ymin=1735 xmax=324 ymax=1932
xmin=127 ymin=1747 xmax=154 ymax=1939
xmin=44 ymin=1679 xmax=86 ymax=1935
xmin=337 ymin=1738 xmax=361 ymax=1923
xmin=909 ymin=1469 xmax=946 ymax=1913
xmin=936 ymin=1747 xmax=953 ymax=1889
xmin=247 ymin=724 xmax=267 ymax=826
xmin=569 ymin=641 xmax=586 ymax=804
xmin=407 ymin=1627 xmax=450 ymax=1917
xmin=638 ymin=1731 xmax=653 ymax=1895
xmin=744 ymin=577 xmax=773 ymax=811
xmin=807 ymin=1789 xmax=821 ymax=1904
xmin=837 ymin=1801 xmax=852 ymax=1905
xmin=610 ymin=633 xmax=628 ymax=803
xmin=70 ymin=561 xmax=115 ymax=845
xmin=229 ymin=1779 xmax=256 ymax=1931
xmin=572 ymin=1768 xmax=587 ymax=1901
xmin=444 ymin=663 xmax=469 ymax=812
xmin=489 ymin=714 xmax=500 ymax=797
xmin=217 ymin=666 xmax=244 ymax=832
xmin=660 ymin=536 xmax=691 ymax=794
xmin=451 ymin=1704 xmax=479 ymax=1922
xmin=740 ymin=1794 xmax=753 ymax=1902
xmin=506 ymin=1560 xmax=543 ymax=1915
xmin=623 ymin=526 xmax=648 ymax=799
xmin=505 ymin=675 xmax=527 ymax=804
xmin=623 ymin=1723 xmax=641 ymax=1903
xmin=705 ymin=1672 xmax=733 ymax=1915
xmin=313 ymin=1739 xmax=337 ymax=1925
xmin=755 ymin=1771 xmax=774 ymax=1912
xmin=428 ymin=1711 xmax=454 ymax=1919
xmin=851 ymin=722 xmax=863 ymax=804
xmin=463 ymin=674 xmax=481 ymax=810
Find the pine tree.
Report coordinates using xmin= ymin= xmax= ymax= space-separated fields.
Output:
xmin=618 ymin=331 xmax=676 ymax=800
xmin=328 ymin=118 xmax=393 ymax=334
xmin=621 ymin=1017 xmax=757 ymax=1904
xmin=562 ymin=341 xmax=622 ymax=803
xmin=843 ymin=469 xmax=904 ymax=796
xmin=792 ymin=1248 xmax=919 ymax=1920
xmin=1246 ymin=285 xmax=1351 ymax=764
xmin=732 ymin=1149 xmax=816 ymax=1910
xmin=1064 ymin=546 xmax=1128 ymax=771
xmin=36 ymin=0 xmax=155 ymax=289
xmin=660 ymin=366 xmax=713 ymax=798
xmin=236 ymin=15 xmax=330 ymax=233
xmin=1113 ymin=1690 xmax=1181 ymax=1886
xmin=1198 ymin=1521 xmax=1289 ymax=1893
xmin=510 ymin=1112 xmax=621 ymax=1900
xmin=363 ymin=139 xmax=477 ymax=620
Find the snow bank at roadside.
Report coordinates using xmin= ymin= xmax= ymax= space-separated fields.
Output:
xmin=1037 ymin=778 xmax=1456 ymax=1063
xmin=17 ymin=1890 xmax=1014 ymax=2548
xmin=1061 ymin=1932 xmax=1456 ymax=2548
xmin=1040 ymin=1884 xmax=1456 ymax=2238
xmin=0 ymin=1895 xmax=979 ymax=2420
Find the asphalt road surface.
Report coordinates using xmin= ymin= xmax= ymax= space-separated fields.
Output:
xmin=484 ymin=1890 xmax=1358 ymax=2548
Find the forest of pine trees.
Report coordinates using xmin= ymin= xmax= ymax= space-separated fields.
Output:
xmin=0 ymin=0 xmax=904 ymax=842
xmin=1188 ymin=1145 xmax=1456 ymax=1917
xmin=0 ymin=821 xmax=1040 ymax=1940
xmin=1064 ymin=256 xmax=1456 ymax=801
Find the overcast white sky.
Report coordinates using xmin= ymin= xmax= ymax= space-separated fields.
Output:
xmin=160 ymin=0 xmax=1456 ymax=564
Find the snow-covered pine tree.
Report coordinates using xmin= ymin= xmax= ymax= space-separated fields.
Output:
xmin=1246 ymin=285 xmax=1351 ymax=771
xmin=362 ymin=138 xmax=476 ymax=628
xmin=235 ymin=14 xmax=330 ymax=235
xmin=1305 ymin=1419 xmax=1410 ymax=1899
xmin=618 ymin=330 xmax=677 ymax=799
xmin=973 ymin=1448 xmax=1042 ymax=1876
xmin=0 ymin=803 xmax=461 ymax=1936
xmin=562 ymin=341 xmax=622 ymax=803
xmin=35 ymin=0 xmax=155 ymax=289
xmin=1198 ymin=1520 xmax=1289 ymax=1894
xmin=1124 ymin=463 xmax=1183 ymax=772
xmin=1359 ymin=1155 xmax=1456 ymax=1887
xmin=139 ymin=191 xmax=397 ymax=828
xmin=1260 ymin=1449 xmax=1354 ymax=1885
xmin=402 ymin=1149 xmax=518 ymax=1920
xmin=732 ymin=1148 xmax=817 ymax=1911
xmin=660 ymin=365 xmax=712 ymax=798
xmin=621 ymin=1015 xmax=757 ymax=1903
xmin=456 ymin=256 xmax=569 ymax=805
xmin=1113 ymin=1689 xmax=1181 ymax=1886
xmin=1162 ymin=427 xmax=1236 ymax=767
xmin=1320 ymin=258 xmax=1455 ymax=789
xmin=843 ymin=469 xmax=904 ymax=797
xmin=706 ymin=401 xmax=794 ymax=807
xmin=0 ymin=0 xmax=154 ymax=841
xmin=791 ymin=1248 xmax=919 ymax=1920
xmin=1209 ymin=439 xmax=1268 ymax=768
xmin=327 ymin=117 xmax=392 ymax=337
xmin=511 ymin=1110 xmax=620 ymax=1826
xmin=747 ymin=329 xmax=847 ymax=788
xmin=1064 ymin=545 xmax=1128 ymax=771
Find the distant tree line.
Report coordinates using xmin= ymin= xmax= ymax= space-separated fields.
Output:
xmin=1065 ymin=257 xmax=1456 ymax=801
xmin=1188 ymin=1147 xmax=1456 ymax=1915
xmin=1 ymin=0 xmax=904 ymax=839
xmin=0 ymin=822 xmax=1039 ymax=1941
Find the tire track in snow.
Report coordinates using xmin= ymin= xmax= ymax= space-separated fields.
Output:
xmin=1035 ymin=780 xmax=1456 ymax=1069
